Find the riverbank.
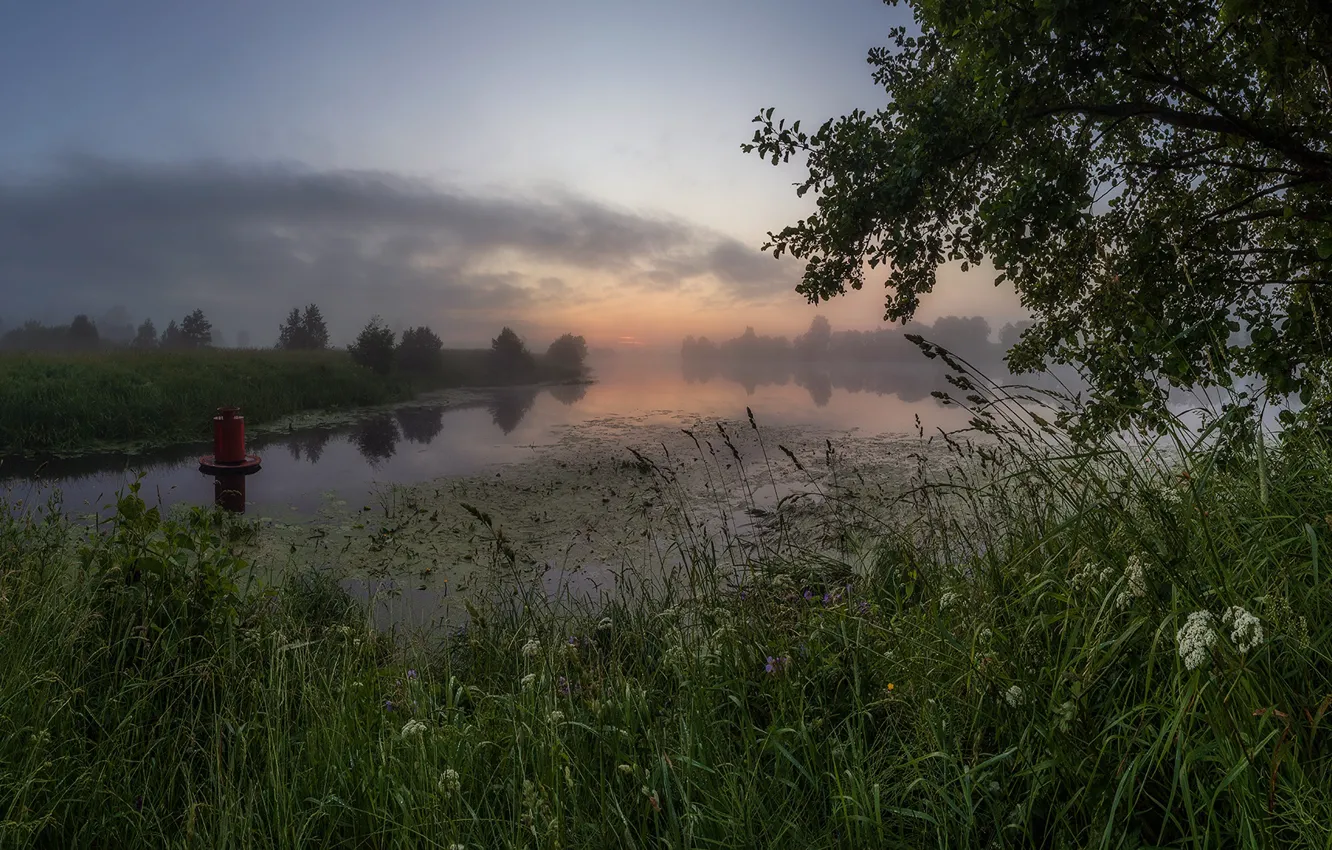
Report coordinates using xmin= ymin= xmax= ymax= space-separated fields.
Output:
xmin=0 ymin=349 xmax=590 ymax=456
xmin=2 ymin=410 xmax=1328 ymax=846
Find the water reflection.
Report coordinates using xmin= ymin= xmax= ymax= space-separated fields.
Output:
xmin=682 ymin=358 xmax=962 ymax=406
xmin=547 ymin=381 xmax=588 ymax=406
xmin=352 ymin=414 xmax=400 ymax=466
xmin=488 ymin=387 xmax=540 ymax=435
xmin=286 ymin=429 xmax=333 ymax=464
xmin=396 ymin=405 xmax=445 ymax=444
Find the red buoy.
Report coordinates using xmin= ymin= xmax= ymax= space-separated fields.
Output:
xmin=199 ymin=406 xmax=262 ymax=473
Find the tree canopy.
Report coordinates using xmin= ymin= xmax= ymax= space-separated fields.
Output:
xmin=277 ymin=304 xmax=330 ymax=350
xmin=179 ymin=309 xmax=213 ymax=349
xmin=349 ymin=316 xmax=396 ymax=376
xmin=397 ymin=325 xmax=444 ymax=374
xmin=744 ymin=0 xmax=1332 ymax=434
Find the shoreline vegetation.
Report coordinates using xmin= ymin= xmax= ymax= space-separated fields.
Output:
xmin=0 ymin=339 xmax=590 ymax=457
xmin=2 ymin=357 xmax=1330 ymax=845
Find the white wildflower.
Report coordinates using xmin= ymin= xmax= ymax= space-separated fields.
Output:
xmin=1176 ymin=610 xmax=1217 ymax=670
xmin=1004 ymin=685 xmax=1025 ymax=707
xmin=448 ymin=844 xmax=465 ymax=850
xmin=1222 ymin=606 xmax=1264 ymax=653
xmin=438 ymin=767 xmax=462 ymax=795
xmin=520 ymin=673 xmax=537 ymax=689
xmin=939 ymin=591 xmax=960 ymax=611
xmin=400 ymin=719 xmax=429 ymax=738
xmin=617 ymin=763 xmax=634 ymax=775
xmin=547 ymin=710 xmax=565 ymax=725
xmin=596 ymin=617 xmax=613 ymax=631
xmin=521 ymin=638 xmax=542 ymax=658
xmin=978 ymin=628 xmax=993 ymax=643
xmin=1116 ymin=555 xmax=1149 ymax=608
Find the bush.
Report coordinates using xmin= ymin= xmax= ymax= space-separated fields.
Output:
xmin=349 ymin=316 xmax=396 ymax=376
xmin=397 ymin=325 xmax=444 ymax=374
xmin=544 ymin=333 xmax=588 ymax=378
xmin=489 ymin=326 xmax=535 ymax=383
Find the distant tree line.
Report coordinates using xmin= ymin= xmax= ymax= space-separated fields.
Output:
xmin=0 ymin=308 xmax=216 ymax=352
xmin=0 ymin=302 xmax=591 ymax=388
xmin=347 ymin=315 xmax=588 ymax=385
xmin=682 ymin=315 xmax=1030 ymax=366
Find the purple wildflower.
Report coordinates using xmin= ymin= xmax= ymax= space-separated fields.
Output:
xmin=803 ymin=589 xmax=815 ymax=602
xmin=856 ymin=600 xmax=871 ymax=615
xmin=765 ymin=655 xmax=791 ymax=675
xmin=406 ymin=669 xmax=419 ymax=680
xmin=384 ymin=699 xmax=395 ymax=712
xmin=557 ymin=676 xmax=571 ymax=696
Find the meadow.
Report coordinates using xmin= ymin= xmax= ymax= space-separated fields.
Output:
xmin=0 ymin=347 xmax=585 ymax=456
xmin=1 ymin=380 xmax=1329 ymax=847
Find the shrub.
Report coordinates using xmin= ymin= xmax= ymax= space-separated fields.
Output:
xmin=349 ymin=316 xmax=396 ymax=376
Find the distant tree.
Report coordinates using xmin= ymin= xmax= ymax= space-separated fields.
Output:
xmin=794 ymin=315 xmax=832 ymax=360
xmin=545 ymin=333 xmax=588 ymax=377
xmin=68 ymin=314 xmax=100 ymax=349
xmin=397 ymin=325 xmax=444 ymax=374
xmin=489 ymin=327 xmax=536 ymax=382
xmin=132 ymin=319 xmax=158 ymax=348
xmin=277 ymin=303 xmax=330 ymax=350
xmin=349 ymin=315 xmax=396 ymax=376
xmin=302 ymin=304 xmax=329 ymax=349
xmin=180 ymin=309 xmax=213 ymax=348
xmin=161 ymin=319 xmax=184 ymax=349
xmin=277 ymin=307 xmax=307 ymax=350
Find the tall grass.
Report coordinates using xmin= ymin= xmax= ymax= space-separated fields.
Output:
xmin=2 ymin=365 xmax=1331 ymax=846
xmin=0 ymin=349 xmax=411 ymax=454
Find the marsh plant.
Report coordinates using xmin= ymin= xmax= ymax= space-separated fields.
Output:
xmin=2 ymin=358 xmax=1332 ymax=847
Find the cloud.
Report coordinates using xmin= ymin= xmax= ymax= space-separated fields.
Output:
xmin=0 ymin=157 xmax=799 ymax=343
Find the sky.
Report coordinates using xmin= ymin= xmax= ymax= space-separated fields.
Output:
xmin=0 ymin=0 xmax=1026 ymax=349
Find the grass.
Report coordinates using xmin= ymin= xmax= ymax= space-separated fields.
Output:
xmin=2 ymin=366 xmax=1331 ymax=846
xmin=0 ymin=348 xmax=587 ymax=456
xmin=0 ymin=348 xmax=412 ymax=455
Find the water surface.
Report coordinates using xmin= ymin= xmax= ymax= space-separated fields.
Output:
xmin=1 ymin=355 xmax=981 ymax=517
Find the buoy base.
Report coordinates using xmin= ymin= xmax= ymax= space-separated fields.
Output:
xmin=199 ymin=454 xmax=263 ymax=474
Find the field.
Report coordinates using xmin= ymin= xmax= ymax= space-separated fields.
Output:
xmin=0 ymin=348 xmax=584 ymax=456
xmin=2 ymin=402 xmax=1329 ymax=847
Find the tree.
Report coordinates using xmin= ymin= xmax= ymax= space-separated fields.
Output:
xmin=277 ymin=303 xmax=330 ymax=350
xmin=302 ymin=304 xmax=329 ymax=350
xmin=545 ymin=333 xmax=588 ymax=377
xmin=397 ymin=326 xmax=444 ymax=374
xmin=132 ymin=319 xmax=158 ymax=349
xmin=489 ymin=327 xmax=536 ymax=382
xmin=180 ymin=309 xmax=212 ymax=348
xmin=743 ymin=0 xmax=1332 ymax=434
xmin=794 ymin=315 xmax=832 ymax=360
xmin=68 ymin=314 xmax=100 ymax=349
xmin=160 ymin=320 xmax=183 ymax=349
xmin=349 ymin=315 xmax=396 ymax=376
xmin=277 ymin=307 xmax=307 ymax=350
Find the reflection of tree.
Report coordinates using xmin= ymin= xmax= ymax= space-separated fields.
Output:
xmin=352 ymin=415 xmax=400 ymax=465
xmin=284 ymin=429 xmax=333 ymax=464
xmin=546 ymin=381 xmax=588 ymax=406
xmin=677 ymin=357 xmax=998 ymax=405
xmin=487 ymin=388 xmax=539 ymax=435
xmin=396 ymin=406 xmax=445 ymax=444
xmin=682 ymin=358 xmax=717 ymax=383
xmin=797 ymin=370 xmax=833 ymax=407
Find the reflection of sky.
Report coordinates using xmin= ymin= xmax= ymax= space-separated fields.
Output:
xmin=2 ymin=360 xmax=976 ymax=517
